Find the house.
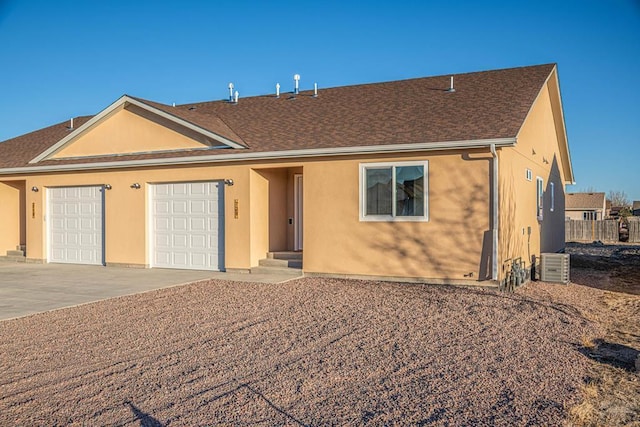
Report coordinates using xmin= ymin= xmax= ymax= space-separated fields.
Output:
xmin=0 ymin=64 xmax=573 ymax=286
xmin=565 ymin=192 xmax=606 ymax=220
xmin=633 ymin=201 xmax=640 ymax=217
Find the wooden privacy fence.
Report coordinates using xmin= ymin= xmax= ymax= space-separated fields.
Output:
xmin=629 ymin=220 xmax=640 ymax=243
xmin=565 ymin=219 xmax=619 ymax=243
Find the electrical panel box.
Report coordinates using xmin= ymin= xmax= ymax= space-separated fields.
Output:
xmin=540 ymin=253 xmax=570 ymax=284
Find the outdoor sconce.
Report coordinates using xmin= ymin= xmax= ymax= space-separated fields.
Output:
xmin=31 ymin=186 xmax=39 ymax=192
xmin=224 ymin=179 xmax=234 ymax=186
xmin=104 ymin=184 xmax=112 ymax=190
xmin=130 ymin=183 xmax=141 ymax=189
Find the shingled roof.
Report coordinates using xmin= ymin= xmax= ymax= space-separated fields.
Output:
xmin=0 ymin=63 xmax=558 ymax=171
xmin=565 ymin=192 xmax=606 ymax=210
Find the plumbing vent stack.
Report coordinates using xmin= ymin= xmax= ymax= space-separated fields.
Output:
xmin=228 ymin=83 xmax=234 ymax=102
xmin=234 ymin=91 xmax=239 ymax=104
xmin=448 ymin=76 xmax=456 ymax=92
xmin=314 ymin=83 xmax=318 ymax=97
xmin=276 ymin=83 xmax=280 ymax=98
xmin=70 ymin=118 xmax=73 ymax=129
xmin=294 ymin=74 xmax=300 ymax=95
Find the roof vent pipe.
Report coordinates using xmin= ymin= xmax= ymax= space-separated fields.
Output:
xmin=294 ymin=74 xmax=300 ymax=95
xmin=447 ymin=76 xmax=456 ymax=92
xmin=313 ymin=83 xmax=318 ymax=97
xmin=234 ymin=90 xmax=239 ymax=104
xmin=69 ymin=117 xmax=74 ymax=129
xmin=228 ymin=83 xmax=234 ymax=102
xmin=276 ymin=83 xmax=280 ymax=98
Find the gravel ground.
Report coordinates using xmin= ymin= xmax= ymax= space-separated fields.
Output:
xmin=0 ymin=277 xmax=597 ymax=426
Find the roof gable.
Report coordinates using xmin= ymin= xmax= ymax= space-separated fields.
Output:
xmin=565 ymin=192 xmax=606 ymax=210
xmin=30 ymin=96 xmax=246 ymax=163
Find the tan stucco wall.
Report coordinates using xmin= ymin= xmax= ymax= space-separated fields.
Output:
xmin=499 ymin=75 xmax=568 ymax=277
xmin=52 ymin=107 xmax=205 ymax=159
xmin=254 ymin=168 xmax=289 ymax=252
xmin=0 ymin=181 xmax=24 ymax=254
xmin=2 ymin=149 xmax=491 ymax=280
xmin=16 ymin=165 xmax=252 ymax=269
xmin=249 ymin=169 xmax=269 ymax=267
xmin=303 ymin=151 xmax=491 ymax=280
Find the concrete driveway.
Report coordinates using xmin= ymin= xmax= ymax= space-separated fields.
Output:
xmin=0 ymin=263 xmax=300 ymax=321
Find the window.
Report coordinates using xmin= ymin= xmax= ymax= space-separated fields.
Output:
xmin=525 ymin=168 xmax=532 ymax=181
xmin=583 ymin=211 xmax=596 ymax=221
xmin=360 ymin=161 xmax=428 ymax=221
xmin=550 ymin=182 xmax=555 ymax=212
xmin=536 ymin=177 xmax=544 ymax=220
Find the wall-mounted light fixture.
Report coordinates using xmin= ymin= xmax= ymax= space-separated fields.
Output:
xmin=130 ymin=183 xmax=141 ymax=189
xmin=224 ymin=179 xmax=234 ymax=186
xmin=31 ymin=186 xmax=39 ymax=192
xmin=104 ymin=184 xmax=112 ymax=190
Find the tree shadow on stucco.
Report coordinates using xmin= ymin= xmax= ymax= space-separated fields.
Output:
xmin=353 ymin=151 xmax=496 ymax=283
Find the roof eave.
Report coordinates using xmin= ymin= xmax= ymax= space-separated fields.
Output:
xmin=1 ymin=137 xmax=516 ymax=175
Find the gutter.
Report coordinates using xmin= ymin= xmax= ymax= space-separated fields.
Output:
xmin=0 ymin=137 xmax=517 ymax=175
xmin=490 ymin=144 xmax=499 ymax=281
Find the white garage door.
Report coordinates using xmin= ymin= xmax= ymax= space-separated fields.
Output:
xmin=151 ymin=181 xmax=224 ymax=271
xmin=48 ymin=186 xmax=104 ymax=265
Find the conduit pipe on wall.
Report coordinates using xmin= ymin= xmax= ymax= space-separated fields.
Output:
xmin=490 ymin=144 xmax=499 ymax=281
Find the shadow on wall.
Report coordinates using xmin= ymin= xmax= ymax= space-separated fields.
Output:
xmin=541 ymin=155 xmax=565 ymax=254
xmin=351 ymin=152 xmax=493 ymax=281
xmin=499 ymin=167 xmax=526 ymax=278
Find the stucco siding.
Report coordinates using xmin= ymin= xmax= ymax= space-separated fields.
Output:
xmin=499 ymin=75 xmax=567 ymax=278
xmin=0 ymin=181 xmax=24 ymax=254
xmin=51 ymin=107 xmax=205 ymax=159
xmin=303 ymin=151 xmax=491 ymax=281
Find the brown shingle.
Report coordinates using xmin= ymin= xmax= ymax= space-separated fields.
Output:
xmin=0 ymin=64 xmax=556 ymax=169
xmin=565 ymin=193 xmax=606 ymax=210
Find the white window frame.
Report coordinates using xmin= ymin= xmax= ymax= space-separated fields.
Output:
xmin=525 ymin=168 xmax=532 ymax=181
xmin=536 ymin=176 xmax=544 ymax=220
xmin=359 ymin=160 xmax=429 ymax=222
xmin=549 ymin=182 xmax=555 ymax=212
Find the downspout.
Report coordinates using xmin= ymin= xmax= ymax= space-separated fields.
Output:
xmin=490 ymin=144 xmax=499 ymax=281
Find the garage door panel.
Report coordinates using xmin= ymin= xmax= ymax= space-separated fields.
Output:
xmin=173 ymin=200 xmax=188 ymax=214
xmin=152 ymin=181 xmax=224 ymax=271
xmin=173 ymin=218 xmax=188 ymax=231
xmin=48 ymin=186 xmax=104 ymax=265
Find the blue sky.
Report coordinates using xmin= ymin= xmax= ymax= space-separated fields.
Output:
xmin=1 ymin=0 xmax=639 ymax=201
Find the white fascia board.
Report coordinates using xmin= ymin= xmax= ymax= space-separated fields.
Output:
xmin=1 ymin=138 xmax=515 ymax=175
xmin=28 ymin=95 xmax=245 ymax=164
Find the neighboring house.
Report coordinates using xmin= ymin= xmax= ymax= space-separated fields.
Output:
xmin=565 ymin=192 xmax=606 ymax=220
xmin=0 ymin=64 xmax=573 ymax=285
xmin=633 ymin=201 xmax=640 ymax=217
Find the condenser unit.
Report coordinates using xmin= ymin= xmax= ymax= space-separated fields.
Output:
xmin=540 ymin=253 xmax=570 ymax=284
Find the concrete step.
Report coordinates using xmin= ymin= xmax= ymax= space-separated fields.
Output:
xmin=7 ymin=250 xmax=25 ymax=257
xmin=0 ymin=255 xmax=26 ymax=263
xmin=17 ymin=245 xmax=26 ymax=252
xmin=266 ymin=251 xmax=302 ymax=261
xmin=250 ymin=266 xmax=303 ymax=276
xmin=259 ymin=258 xmax=303 ymax=268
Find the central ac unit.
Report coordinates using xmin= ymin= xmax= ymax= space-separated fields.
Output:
xmin=540 ymin=253 xmax=570 ymax=284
